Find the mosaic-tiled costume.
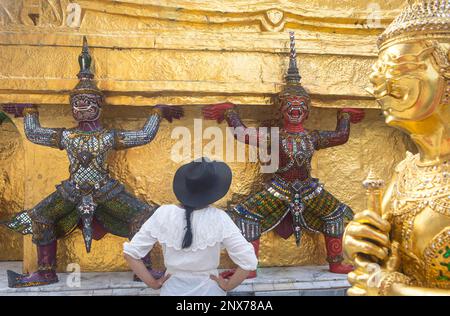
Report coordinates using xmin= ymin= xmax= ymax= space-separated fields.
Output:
xmin=9 ymin=121 xmax=161 ymax=249
xmin=234 ymin=174 xmax=353 ymax=245
xmin=225 ymin=113 xmax=355 ymax=269
xmin=2 ymin=37 xmax=183 ymax=288
xmin=203 ymin=32 xmax=364 ymax=276
xmin=0 ymin=112 xmax=10 ymax=125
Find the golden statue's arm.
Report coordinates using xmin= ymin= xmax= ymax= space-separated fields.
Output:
xmin=388 ymin=283 xmax=450 ymax=296
xmin=376 ymin=265 xmax=450 ymax=296
xmin=380 ymin=173 xmax=449 ymax=296
xmin=345 ymin=172 xmax=450 ymax=296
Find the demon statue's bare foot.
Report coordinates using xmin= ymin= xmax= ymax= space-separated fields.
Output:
xmin=133 ymin=269 xmax=166 ymax=282
xmin=220 ymin=268 xmax=257 ymax=280
xmin=7 ymin=270 xmax=58 ymax=288
xmin=329 ymin=262 xmax=354 ymax=274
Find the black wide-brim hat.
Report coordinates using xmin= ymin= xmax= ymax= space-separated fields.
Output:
xmin=173 ymin=157 xmax=232 ymax=208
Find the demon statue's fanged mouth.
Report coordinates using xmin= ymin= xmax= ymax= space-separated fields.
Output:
xmin=282 ymin=96 xmax=310 ymax=124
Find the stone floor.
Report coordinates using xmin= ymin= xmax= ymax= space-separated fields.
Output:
xmin=0 ymin=262 xmax=349 ymax=296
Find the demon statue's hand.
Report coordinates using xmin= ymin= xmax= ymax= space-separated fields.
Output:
xmin=341 ymin=108 xmax=365 ymax=124
xmin=2 ymin=104 xmax=36 ymax=118
xmin=154 ymin=105 xmax=184 ymax=123
xmin=202 ymin=102 xmax=236 ymax=123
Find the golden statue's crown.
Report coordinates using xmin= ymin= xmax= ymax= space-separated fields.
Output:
xmin=378 ymin=0 xmax=450 ymax=48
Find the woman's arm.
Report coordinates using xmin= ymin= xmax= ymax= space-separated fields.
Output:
xmin=123 ymin=210 xmax=170 ymax=289
xmin=214 ymin=214 xmax=259 ymax=291
xmin=124 ymin=254 xmax=170 ymax=289
xmin=210 ymin=268 xmax=250 ymax=292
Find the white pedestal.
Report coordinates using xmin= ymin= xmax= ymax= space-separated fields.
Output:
xmin=0 ymin=262 xmax=349 ymax=296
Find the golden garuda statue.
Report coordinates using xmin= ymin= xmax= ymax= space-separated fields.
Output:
xmin=343 ymin=0 xmax=450 ymax=296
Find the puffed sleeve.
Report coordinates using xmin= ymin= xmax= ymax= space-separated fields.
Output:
xmin=221 ymin=213 xmax=258 ymax=271
xmin=123 ymin=212 xmax=159 ymax=259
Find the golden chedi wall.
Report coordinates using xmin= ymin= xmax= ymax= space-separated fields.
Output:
xmin=0 ymin=0 xmax=415 ymax=272
xmin=0 ymin=120 xmax=24 ymax=260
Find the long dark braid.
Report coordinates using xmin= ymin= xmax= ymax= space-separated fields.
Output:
xmin=182 ymin=205 xmax=195 ymax=249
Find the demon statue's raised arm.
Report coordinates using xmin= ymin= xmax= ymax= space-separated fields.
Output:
xmin=1 ymin=37 xmax=183 ymax=288
xmin=203 ymin=32 xmax=364 ymax=278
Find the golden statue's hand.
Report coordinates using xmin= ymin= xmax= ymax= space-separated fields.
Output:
xmin=344 ymin=210 xmax=392 ymax=296
xmin=343 ymin=210 xmax=391 ymax=262
xmin=347 ymin=260 xmax=381 ymax=296
xmin=347 ymin=241 xmax=402 ymax=296
xmin=383 ymin=241 xmax=401 ymax=272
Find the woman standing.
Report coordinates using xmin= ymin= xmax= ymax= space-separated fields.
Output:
xmin=123 ymin=158 xmax=258 ymax=296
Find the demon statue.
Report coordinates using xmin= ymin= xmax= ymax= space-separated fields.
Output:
xmin=203 ymin=32 xmax=365 ymax=278
xmin=1 ymin=37 xmax=183 ymax=288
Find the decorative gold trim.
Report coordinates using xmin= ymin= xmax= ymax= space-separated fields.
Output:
xmin=223 ymin=107 xmax=238 ymax=120
xmin=378 ymin=272 xmax=413 ymax=296
xmin=22 ymin=106 xmax=38 ymax=116
xmin=338 ymin=111 xmax=351 ymax=120
xmin=151 ymin=107 xmax=163 ymax=118
xmin=78 ymin=0 xmax=397 ymax=33
xmin=423 ymin=227 xmax=450 ymax=288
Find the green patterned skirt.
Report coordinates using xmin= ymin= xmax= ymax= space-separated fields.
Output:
xmin=227 ymin=176 xmax=353 ymax=244
xmin=4 ymin=188 xmax=157 ymax=246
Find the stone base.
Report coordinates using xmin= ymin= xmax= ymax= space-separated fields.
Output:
xmin=0 ymin=262 xmax=349 ymax=296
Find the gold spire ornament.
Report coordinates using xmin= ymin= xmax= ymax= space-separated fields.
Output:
xmin=362 ymin=169 xmax=385 ymax=216
xmin=343 ymin=0 xmax=450 ymax=296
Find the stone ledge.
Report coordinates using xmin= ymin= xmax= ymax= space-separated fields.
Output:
xmin=0 ymin=262 xmax=349 ymax=296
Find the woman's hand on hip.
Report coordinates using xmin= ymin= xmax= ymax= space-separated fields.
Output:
xmin=147 ymin=273 xmax=171 ymax=290
xmin=210 ymin=274 xmax=230 ymax=291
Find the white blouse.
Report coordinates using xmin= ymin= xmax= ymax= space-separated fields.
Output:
xmin=123 ymin=204 xmax=258 ymax=296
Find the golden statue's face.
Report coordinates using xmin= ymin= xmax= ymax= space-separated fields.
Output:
xmin=369 ymin=42 xmax=446 ymax=126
